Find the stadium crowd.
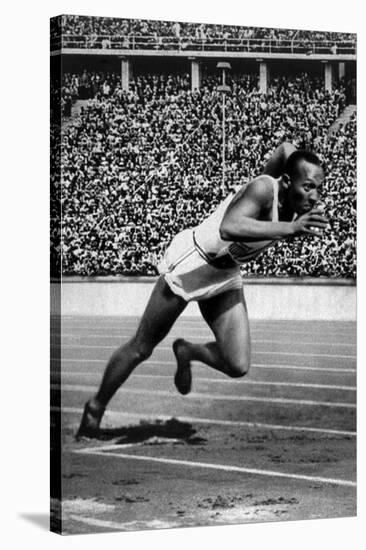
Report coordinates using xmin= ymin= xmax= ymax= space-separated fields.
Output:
xmin=54 ymin=67 xmax=356 ymax=279
xmin=51 ymin=15 xmax=355 ymax=53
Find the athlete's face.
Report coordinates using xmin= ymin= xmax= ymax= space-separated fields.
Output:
xmin=287 ymin=160 xmax=324 ymax=215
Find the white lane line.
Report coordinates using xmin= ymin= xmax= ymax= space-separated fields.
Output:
xmin=55 ymin=333 xmax=357 ymax=348
xmin=59 ymin=320 xmax=354 ymax=326
xmin=58 ymin=406 xmax=356 ymax=437
xmin=58 ymin=320 xmax=356 ymax=330
xmin=53 ymin=384 xmax=356 ymax=409
xmin=52 ymin=344 xmax=357 ymax=359
xmin=51 ymin=357 xmax=357 ymax=373
xmin=66 ymin=515 xmax=177 ymax=532
xmin=72 ymin=446 xmax=356 ymax=488
xmin=54 ymin=324 xmax=357 ymax=335
xmin=55 ymin=324 xmax=356 ymax=330
xmin=59 ymin=317 xmax=356 ymax=327
xmin=54 ymin=371 xmax=356 ymax=392
xmin=66 ymin=515 xmax=124 ymax=532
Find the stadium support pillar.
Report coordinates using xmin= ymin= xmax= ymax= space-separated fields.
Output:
xmin=258 ymin=61 xmax=269 ymax=94
xmin=338 ymin=62 xmax=345 ymax=81
xmin=323 ymin=62 xmax=333 ymax=92
xmin=121 ymin=58 xmax=132 ymax=91
xmin=190 ymin=58 xmax=201 ymax=90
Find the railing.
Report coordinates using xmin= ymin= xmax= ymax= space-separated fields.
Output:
xmin=50 ymin=35 xmax=356 ymax=55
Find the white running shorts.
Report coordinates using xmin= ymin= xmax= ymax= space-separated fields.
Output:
xmin=157 ymin=228 xmax=242 ymax=302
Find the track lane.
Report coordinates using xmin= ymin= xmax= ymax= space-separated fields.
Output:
xmin=56 ymin=317 xmax=357 ymax=532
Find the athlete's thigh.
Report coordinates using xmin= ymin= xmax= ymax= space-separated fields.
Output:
xmin=198 ymin=287 xmax=250 ymax=365
xmin=134 ymin=275 xmax=187 ymax=346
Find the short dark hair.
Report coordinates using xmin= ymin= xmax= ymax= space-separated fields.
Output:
xmin=284 ymin=150 xmax=323 ymax=180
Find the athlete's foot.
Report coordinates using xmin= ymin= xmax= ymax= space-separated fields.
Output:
xmin=76 ymin=398 xmax=105 ymax=439
xmin=173 ymin=338 xmax=192 ymax=395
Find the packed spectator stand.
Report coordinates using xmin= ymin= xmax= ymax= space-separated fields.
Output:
xmin=52 ymin=66 xmax=356 ymax=279
xmin=50 ymin=15 xmax=356 ymax=55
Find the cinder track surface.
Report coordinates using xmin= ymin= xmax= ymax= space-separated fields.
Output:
xmin=51 ymin=316 xmax=356 ymax=534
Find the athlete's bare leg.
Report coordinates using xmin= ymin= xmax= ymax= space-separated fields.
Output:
xmin=77 ymin=276 xmax=187 ymax=437
xmin=173 ymin=287 xmax=250 ymax=394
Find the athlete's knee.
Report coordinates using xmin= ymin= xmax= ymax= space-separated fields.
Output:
xmin=228 ymin=364 xmax=250 ymax=378
xmin=124 ymin=337 xmax=154 ymax=364
xmin=226 ymin=354 xmax=250 ymax=378
xmin=134 ymin=341 xmax=154 ymax=363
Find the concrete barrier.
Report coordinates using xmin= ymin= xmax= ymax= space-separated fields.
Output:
xmin=51 ymin=277 xmax=356 ymax=321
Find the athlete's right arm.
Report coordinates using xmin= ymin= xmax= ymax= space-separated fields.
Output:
xmin=219 ymin=177 xmax=327 ymax=242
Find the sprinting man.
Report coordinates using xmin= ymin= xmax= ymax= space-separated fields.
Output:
xmin=77 ymin=142 xmax=328 ymax=438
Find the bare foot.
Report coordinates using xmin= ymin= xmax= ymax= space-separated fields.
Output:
xmin=173 ymin=339 xmax=192 ymax=395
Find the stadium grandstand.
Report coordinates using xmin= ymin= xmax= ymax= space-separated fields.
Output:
xmin=50 ymin=16 xmax=356 ymax=280
xmin=50 ymin=15 xmax=356 ymax=55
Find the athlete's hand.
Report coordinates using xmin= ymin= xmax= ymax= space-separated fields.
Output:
xmin=292 ymin=208 xmax=329 ymax=236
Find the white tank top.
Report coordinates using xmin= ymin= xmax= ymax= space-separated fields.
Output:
xmin=193 ymin=177 xmax=279 ymax=266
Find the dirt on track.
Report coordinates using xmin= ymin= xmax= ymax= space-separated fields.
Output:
xmin=57 ymin=418 xmax=355 ymax=534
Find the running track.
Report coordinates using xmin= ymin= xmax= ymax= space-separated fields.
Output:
xmin=50 ymin=316 xmax=356 ymax=534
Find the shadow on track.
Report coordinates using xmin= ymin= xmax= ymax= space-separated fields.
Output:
xmin=77 ymin=418 xmax=207 ymax=445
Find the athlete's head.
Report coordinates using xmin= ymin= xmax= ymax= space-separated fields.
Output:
xmin=282 ymin=150 xmax=324 ymax=215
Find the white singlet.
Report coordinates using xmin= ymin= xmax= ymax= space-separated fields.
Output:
xmin=158 ymin=176 xmax=280 ymax=302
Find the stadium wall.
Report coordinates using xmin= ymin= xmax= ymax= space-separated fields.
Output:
xmin=51 ymin=277 xmax=356 ymax=320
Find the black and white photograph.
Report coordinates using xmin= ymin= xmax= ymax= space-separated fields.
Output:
xmin=49 ymin=7 xmax=357 ymax=538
